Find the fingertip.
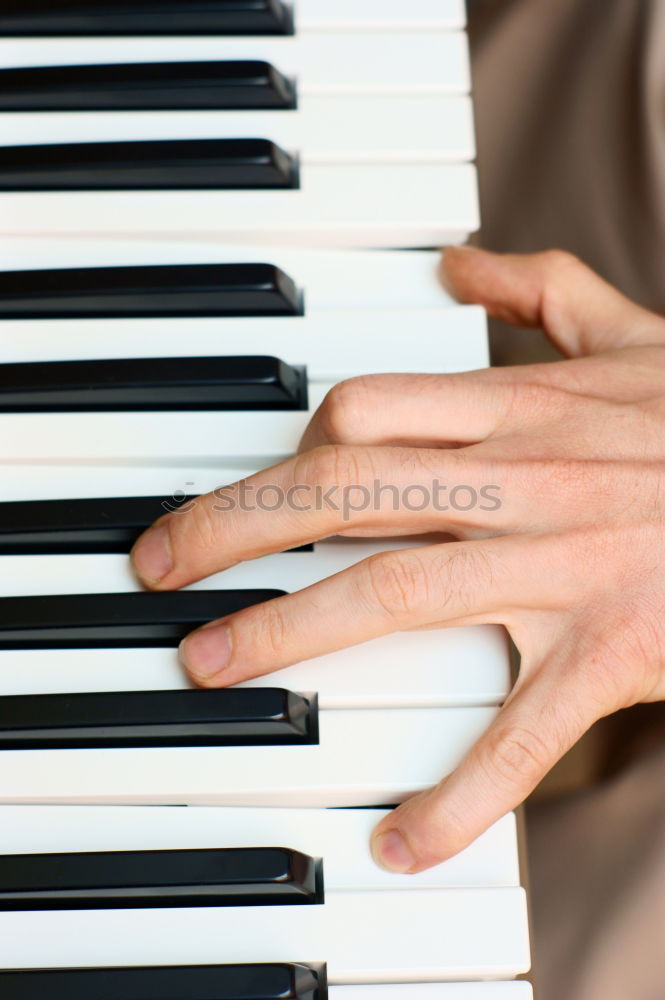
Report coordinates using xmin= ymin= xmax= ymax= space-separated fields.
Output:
xmin=130 ymin=522 xmax=173 ymax=588
xmin=439 ymin=245 xmax=494 ymax=302
xmin=179 ymin=623 xmax=233 ymax=684
xmin=371 ymin=827 xmax=417 ymax=874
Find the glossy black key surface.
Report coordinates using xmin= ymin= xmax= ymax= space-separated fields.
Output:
xmin=0 ymin=963 xmax=322 ymax=1000
xmin=0 ymin=496 xmax=315 ymax=555
xmin=0 ymin=687 xmax=316 ymax=748
xmin=0 ymin=494 xmax=196 ymax=554
xmin=0 ymin=356 xmax=307 ymax=412
xmin=0 ymin=263 xmax=302 ymax=318
xmin=0 ymin=61 xmax=296 ymax=112
xmin=0 ymin=846 xmax=321 ymax=909
xmin=0 ymin=590 xmax=285 ymax=649
xmin=0 ymin=139 xmax=299 ymax=190
xmin=0 ymin=0 xmax=293 ymax=36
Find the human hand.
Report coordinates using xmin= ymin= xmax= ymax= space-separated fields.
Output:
xmin=131 ymin=247 xmax=665 ymax=873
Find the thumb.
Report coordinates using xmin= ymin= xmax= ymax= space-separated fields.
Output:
xmin=440 ymin=246 xmax=665 ymax=358
xmin=370 ymin=664 xmax=599 ymax=873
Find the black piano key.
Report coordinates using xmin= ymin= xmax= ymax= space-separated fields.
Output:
xmin=0 ymin=687 xmax=316 ymax=748
xmin=0 ymin=590 xmax=286 ymax=649
xmin=0 ymin=496 xmax=315 ymax=555
xmin=0 ymin=964 xmax=322 ymax=1000
xmin=0 ymin=139 xmax=299 ymax=191
xmin=0 ymin=356 xmax=307 ymax=412
xmin=0 ymin=0 xmax=293 ymax=36
xmin=0 ymin=61 xmax=296 ymax=112
xmin=0 ymin=262 xmax=302 ymax=318
xmin=0 ymin=846 xmax=321 ymax=909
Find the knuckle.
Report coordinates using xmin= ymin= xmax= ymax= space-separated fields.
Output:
xmin=316 ymin=377 xmax=373 ymax=444
xmin=294 ymin=443 xmax=374 ymax=490
xmin=172 ymin=499 xmax=220 ymax=555
xmin=540 ymin=248 xmax=583 ymax=280
xmin=245 ymin=597 xmax=289 ymax=661
xmin=581 ymin=605 xmax=665 ymax=708
xmin=538 ymin=250 xmax=592 ymax=345
xmin=483 ymin=725 xmax=551 ymax=789
xmin=502 ymin=378 xmax=565 ymax=426
xmin=437 ymin=545 xmax=494 ymax=612
xmin=417 ymin=785 xmax=474 ymax=861
xmin=292 ymin=444 xmax=340 ymax=488
xmin=364 ymin=550 xmax=432 ymax=621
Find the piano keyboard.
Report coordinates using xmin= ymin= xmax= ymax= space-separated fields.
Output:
xmin=0 ymin=3 xmax=476 ymax=243
xmin=0 ymin=806 xmax=529 ymax=979
xmin=0 ymin=2 xmax=532 ymax=995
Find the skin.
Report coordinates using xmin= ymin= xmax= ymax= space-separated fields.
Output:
xmin=131 ymin=247 xmax=665 ymax=874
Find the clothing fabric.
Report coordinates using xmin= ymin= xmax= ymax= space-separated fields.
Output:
xmin=527 ymin=747 xmax=665 ymax=1000
xmin=469 ymin=0 xmax=665 ymax=364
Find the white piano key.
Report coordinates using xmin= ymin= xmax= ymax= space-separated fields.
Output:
xmin=0 ymin=805 xmax=520 ymax=888
xmin=0 ymin=96 xmax=475 ymax=164
xmin=0 ymin=241 xmax=452 ymax=310
xmin=0 ymin=887 xmax=530 ymax=981
xmin=330 ymin=988 xmax=533 ymax=999
xmin=0 ymin=0 xmax=467 ymax=36
xmin=0 ymin=625 xmax=509 ymax=719
xmin=0 ymin=629 xmax=511 ymax=708
xmin=0 ymin=307 xmax=489 ymax=378
xmin=0 ymin=540 xmax=475 ymax=596
xmin=0 ymin=462 xmax=258 ymax=500
xmin=295 ymin=0 xmax=467 ymax=31
xmin=0 ymin=163 xmax=479 ymax=247
xmin=0 ymin=380 xmax=333 ymax=463
xmin=0 ymin=704 xmax=498 ymax=805
xmin=0 ymin=410 xmax=310 ymax=462
xmin=0 ymin=33 xmax=470 ymax=95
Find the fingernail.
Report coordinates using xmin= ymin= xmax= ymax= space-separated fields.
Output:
xmin=131 ymin=524 xmax=172 ymax=585
xmin=371 ymin=829 xmax=416 ymax=874
xmin=180 ymin=624 xmax=232 ymax=681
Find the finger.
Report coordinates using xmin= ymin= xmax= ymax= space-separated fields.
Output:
xmin=298 ymin=373 xmax=525 ymax=451
xmin=441 ymin=247 xmax=665 ymax=357
xmin=370 ymin=658 xmax=602 ymax=872
xmin=130 ymin=445 xmax=511 ymax=590
xmin=177 ymin=535 xmax=534 ymax=686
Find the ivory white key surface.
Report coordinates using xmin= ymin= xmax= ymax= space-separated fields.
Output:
xmin=0 ymin=410 xmax=315 ymax=462
xmin=329 ymin=988 xmax=532 ymax=999
xmin=0 ymin=540 xmax=492 ymax=598
xmin=0 ymin=887 xmax=529 ymax=980
xmin=0 ymin=0 xmax=467 ymax=34
xmin=0 ymin=705 xmax=497 ymax=805
xmin=294 ymin=0 xmax=467 ymax=31
xmin=0 ymin=163 xmax=479 ymax=246
xmin=0 ymin=462 xmax=262 ymax=500
xmin=0 ymin=308 xmax=489 ymax=377
xmin=0 ymin=34 xmax=470 ymax=95
xmin=0 ymin=240 xmax=452 ymax=310
xmin=0 ymin=380 xmax=332 ymax=464
xmin=0 ymin=806 xmax=520 ymax=888
xmin=0 ymin=630 xmax=510 ymax=710
xmin=0 ymin=96 xmax=475 ymax=164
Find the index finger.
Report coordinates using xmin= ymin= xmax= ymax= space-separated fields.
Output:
xmin=130 ymin=445 xmax=509 ymax=590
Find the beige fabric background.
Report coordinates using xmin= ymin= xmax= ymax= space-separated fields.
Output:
xmin=469 ymin=0 xmax=665 ymax=365
xmin=467 ymin=2 xmax=665 ymax=997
